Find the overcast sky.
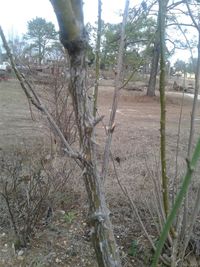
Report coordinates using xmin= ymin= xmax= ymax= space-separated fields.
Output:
xmin=0 ymin=0 xmax=197 ymax=63
xmin=0 ymin=0 xmax=138 ymax=37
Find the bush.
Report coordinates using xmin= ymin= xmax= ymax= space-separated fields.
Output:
xmin=0 ymin=146 xmax=72 ymax=249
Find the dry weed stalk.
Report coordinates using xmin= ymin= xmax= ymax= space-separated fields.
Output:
xmin=111 ymin=154 xmax=171 ymax=266
xmin=0 ymin=148 xmax=55 ymax=248
xmin=177 ymin=2 xmax=200 ymax=265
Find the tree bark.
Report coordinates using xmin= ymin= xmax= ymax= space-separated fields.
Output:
xmin=147 ymin=19 xmax=160 ymax=97
xmin=159 ymin=0 xmax=170 ymax=219
xmin=50 ymin=1 xmax=122 ymax=266
xmin=38 ymin=37 xmax=42 ymax=65
xmin=147 ymin=39 xmax=160 ymax=96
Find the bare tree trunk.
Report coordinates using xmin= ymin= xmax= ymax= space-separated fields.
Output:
xmin=147 ymin=11 xmax=160 ymax=97
xmin=147 ymin=1 xmax=168 ymax=98
xmin=1 ymin=3 xmax=122 ymax=267
xmin=147 ymin=34 xmax=160 ymax=97
xmin=50 ymin=1 xmax=121 ymax=266
xmin=38 ymin=41 xmax=42 ymax=65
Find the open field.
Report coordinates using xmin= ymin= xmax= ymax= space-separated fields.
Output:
xmin=0 ymin=79 xmax=45 ymax=150
xmin=0 ymin=79 xmax=200 ymax=266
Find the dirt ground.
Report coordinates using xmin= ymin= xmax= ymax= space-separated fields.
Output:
xmin=0 ymin=78 xmax=200 ymax=266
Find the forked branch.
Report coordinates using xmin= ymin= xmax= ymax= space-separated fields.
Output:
xmin=0 ymin=26 xmax=79 ymax=160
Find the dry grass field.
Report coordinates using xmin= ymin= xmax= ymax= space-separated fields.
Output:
xmin=0 ymin=78 xmax=200 ymax=266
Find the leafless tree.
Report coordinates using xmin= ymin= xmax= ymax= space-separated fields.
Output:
xmin=0 ymin=0 xmax=131 ymax=265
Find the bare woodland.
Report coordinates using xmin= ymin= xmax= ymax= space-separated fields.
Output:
xmin=1 ymin=0 xmax=200 ymax=267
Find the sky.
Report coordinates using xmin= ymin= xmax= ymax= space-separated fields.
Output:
xmin=0 ymin=0 xmax=197 ymax=64
xmin=0 ymin=0 xmax=135 ymax=37
xmin=0 ymin=0 xmax=57 ymax=37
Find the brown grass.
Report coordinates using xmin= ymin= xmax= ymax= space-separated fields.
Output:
xmin=0 ymin=79 xmax=200 ymax=266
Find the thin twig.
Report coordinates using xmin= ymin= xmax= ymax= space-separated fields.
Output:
xmin=93 ymin=0 xmax=102 ymax=117
xmin=173 ymin=90 xmax=185 ymax=205
xmin=111 ymin=155 xmax=170 ymax=266
xmin=152 ymin=137 xmax=200 ymax=267
xmin=181 ymin=2 xmax=200 ymax=247
xmin=0 ymin=26 xmax=81 ymax=163
xmin=101 ymin=0 xmax=130 ymax=181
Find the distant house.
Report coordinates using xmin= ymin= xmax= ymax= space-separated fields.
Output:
xmin=173 ymin=71 xmax=195 ymax=79
xmin=186 ymin=72 xmax=195 ymax=79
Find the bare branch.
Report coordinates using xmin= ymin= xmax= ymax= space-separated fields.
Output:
xmin=185 ymin=0 xmax=199 ymax=30
xmin=167 ymin=22 xmax=195 ymax=28
xmin=93 ymin=0 xmax=102 ymax=117
xmin=167 ymin=0 xmax=185 ymax=10
xmin=0 ymin=26 xmax=79 ymax=160
xmin=101 ymin=0 xmax=130 ymax=180
xmin=111 ymin=156 xmax=170 ymax=266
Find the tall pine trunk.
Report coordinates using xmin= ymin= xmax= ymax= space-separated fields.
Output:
xmin=147 ymin=36 xmax=160 ymax=96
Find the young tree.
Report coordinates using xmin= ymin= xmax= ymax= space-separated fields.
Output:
xmin=50 ymin=0 xmax=132 ymax=265
xmin=152 ymin=1 xmax=200 ymax=266
xmin=158 ymin=0 xmax=170 ymax=219
xmin=24 ymin=0 xmax=129 ymax=266
xmin=89 ymin=4 xmax=156 ymax=72
xmin=147 ymin=0 xmax=186 ymax=96
xmin=147 ymin=11 xmax=161 ymax=97
xmin=8 ymin=37 xmax=30 ymax=65
xmin=25 ymin=17 xmax=57 ymax=65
